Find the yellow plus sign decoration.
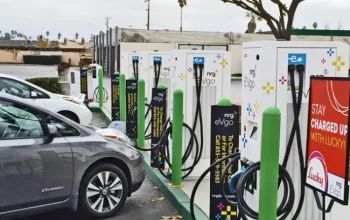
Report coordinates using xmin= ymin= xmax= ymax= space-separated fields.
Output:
xmin=178 ymin=73 xmax=185 ymax=80
xmin=253 ymin=100 xmax=259 ymax=113
xmin=144 ymin=67 xmax=148 ymax=72
xmin=262 ymin=82 xmax=275 ymax=94
xmin=332 ymin=56 xmax=345 ymax=71
xmin=221 ymin=205 xmax=237 ymax=220
xmin=220 ymin=59 xmax=228 ymax=68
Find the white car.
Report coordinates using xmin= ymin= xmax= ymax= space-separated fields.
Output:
xmin=0 ymin=73 xmax=92 ymax=125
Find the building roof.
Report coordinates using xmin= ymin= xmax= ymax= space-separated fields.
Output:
xmin=258 ymin=29 xmax=350 ymax=36
xmin=0 ymin=39 xmax=60 ymax=48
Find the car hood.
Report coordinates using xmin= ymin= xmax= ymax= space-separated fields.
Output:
xmin=55 ymin=93 xmax=86 ymax=104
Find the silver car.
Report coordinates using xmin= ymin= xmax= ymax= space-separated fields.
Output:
xmin=0 ymin=92 xmax=145 ymax=219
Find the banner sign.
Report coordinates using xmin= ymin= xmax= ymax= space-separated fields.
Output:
xmin=80 ymin=68 xmax=88 ymax=100
xmin=126 ymin=79 xmax=138 ymax=139
xmin=210 ymin=104 xmax=239 ymax=220
xmin=150 ymin=88 xmax=167 ymax=169
xmin=305 ymin=77 xmax=350 ymax=205
xmin=111 ymin=74 xmax=120 ymax=121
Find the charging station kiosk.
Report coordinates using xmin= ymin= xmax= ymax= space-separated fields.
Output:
xmin=240 ymin=41 xmax=349 ymax=220
xmin=148 ymin=52 xmax=172 ymax=118
xmin=66 ymin=67 xmax=81 ymax=97
xmin=170 ymin=50 xmax=232 ymax=178
xmin=88 ymin=63 xmax=103 ymax=106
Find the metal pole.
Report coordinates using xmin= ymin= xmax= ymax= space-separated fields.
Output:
xmin=258 ymin=106 xmax=281 ymax=220
xmin=98 ymin=68 xmax=104 ymax=108
xmin=171 ymin=89 xmax=183 ymax=187
xmin=137 ymin=79 xmax=145 ymax=148
xmin=96 ymin=35 xmax=99 ymax=65
xmin=101 ymin=32 xmax=105 ymax=73
xmin=93 ymin=35 xmax=96 ymax=63
xmin=99 ymin=33 xmax=102 ymax=65
xmin=106 ymin=29 xmax=109 ymax=76
xmin=120 ymin=73 xmax=126 ymax=122
xmin=109 ymin=27 xmax=113 ymax=74
xmin=147 ymin=0 xmax=150 ymax=30
xmin=115 ymin=26 xmax=119 ymax=73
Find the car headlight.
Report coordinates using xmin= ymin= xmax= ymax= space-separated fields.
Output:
xmin=95 ymin=128 xmax=134 ymax=147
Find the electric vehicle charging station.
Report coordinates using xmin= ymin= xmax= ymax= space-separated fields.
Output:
xmin=240 ymin=41 xmax=349 ymax=220
xmin=88 ymin=63 xmax=103 ymax=106
xmin=170 ymin=50 xmax=232 ymax=178
xmin=66 ymin=67 xmax=81 ymax=97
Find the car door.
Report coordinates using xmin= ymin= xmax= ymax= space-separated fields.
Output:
xmin=0 ymin=77 xmax=48 ymax=107
xmin=0 ymin=98 xmax=73 ymax=213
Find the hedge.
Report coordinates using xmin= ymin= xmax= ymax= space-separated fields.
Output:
xmin=26 ymin=77 xmax=62 ymax=94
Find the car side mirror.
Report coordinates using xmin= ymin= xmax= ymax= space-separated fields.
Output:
xmin=45 ymin=124 xmax=57 ymax=143
xmin=31 ymin=91 xmax=38 ymax=98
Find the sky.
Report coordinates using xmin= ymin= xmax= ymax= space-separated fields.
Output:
xmin=1 ymin=0 xmax=350 ymax=41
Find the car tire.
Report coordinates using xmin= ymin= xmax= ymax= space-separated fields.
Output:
xmin=59 ymin=111 xmax=80 ymax=123
xmin=78 ymin=163 xmax=129 ymax=219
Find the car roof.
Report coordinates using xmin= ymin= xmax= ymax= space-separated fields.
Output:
xmin=0 ymin=92 xmax=49 ymax=112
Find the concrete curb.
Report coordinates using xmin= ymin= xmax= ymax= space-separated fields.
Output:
xmin=90 ymin=106 xmax=208 ymax=220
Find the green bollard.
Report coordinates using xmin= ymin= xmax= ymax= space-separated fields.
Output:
xmin=258 ymin=106 xmax=281 ymax=220
xmin=98 ymin=68 xmax=103 ymax=108
xmin=137 ymin=79 xmax=145 ymax=149
xmin=171 ymin=89 xmax=184 ymax=187
xmin=157 ymin=83 xmax=166 ymax=89
xmin=119 ymin=74 xmax=126 ymax=122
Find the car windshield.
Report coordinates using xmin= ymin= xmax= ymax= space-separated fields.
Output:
xmin=0 ymin=79 xmax=31 ymax=98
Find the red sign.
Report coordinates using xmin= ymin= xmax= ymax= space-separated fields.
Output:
xmin=306 ymin=77 xmax=350 ymax=205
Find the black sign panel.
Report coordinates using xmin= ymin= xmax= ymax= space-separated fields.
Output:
xmin=111 ymin=75 xmax=120 ymax=121
xmin=80 ymin=68 xmax=88 ymax=99
xmin=210 ymin=105 xmax=239 ymax=220
xmin=126 ymin=79 xmax=137 ymax=139
xmin=150 ymin=88 xmax=167 ymax=169
xmin=92 ymin=66 xmax=97 ymax=78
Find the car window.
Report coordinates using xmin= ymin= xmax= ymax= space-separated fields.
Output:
xmin=47 ymin=116 xmax=80 ymax=137
xmin=0 ymin=99 xmax=46 ymax=139
xmin=0 ymin=78 xmax=31 ymax=98
xmin=31 ymin=87 xmax=50 ymax=99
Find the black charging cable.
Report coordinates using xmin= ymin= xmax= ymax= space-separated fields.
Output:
xmin=133 ymin=62 xmax=205 ymax=181
xmin=132 ymin=59 xmax=139 ymax=80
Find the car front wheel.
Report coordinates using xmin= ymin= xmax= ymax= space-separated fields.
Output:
xmin=78 ymin=163 xmax=128 ymax=219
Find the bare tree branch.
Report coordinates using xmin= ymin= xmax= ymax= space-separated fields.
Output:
xmin=271 ymin=0 xmax=288 ymax=12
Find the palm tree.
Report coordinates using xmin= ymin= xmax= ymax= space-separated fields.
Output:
xmin=46 ymin=31 xmax=50 ymax=39
xmin=313 ymin=22 xmax=318 ymax=29
xmin=302 ymin=26 xmax=306 ymax=30
xmin=75 ymin=33 xmax=79 ymax=41
xmin=11 ymin=30 xmax=15 ymax=36
xmin=58 ymin=33 xmax=61 ymax=40
xmin=245 ymin=12 xmax=262 ymax=33
xmin=178 ymin=0 xmax=186 ymax=32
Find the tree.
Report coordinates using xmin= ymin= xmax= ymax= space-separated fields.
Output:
xmin=46 ymin=31 xmax=50 ymax=39
xmin=11 ymin=30 xmax=15 ymax=36
xmin=302 ymin=26 xmax=306 ymax=29
xmin=58 ymin=33 xmax=61 ymax=40
xmin=221 ymin=0 xmax=305 ymax=40
xmin=313 ymin=22 xmax=318 ymax=29
xmin=324 ymin=22 xmax=330 ymax=30
xmin=178 ymin=0 xmax=186 ymax=31
xmin=338 ymin=21 xmax=342 ymax=30
xmin=245 ymin=11 xmax=262 ymax=33
xmin=75 ymin=33 xmax=79 ymax=41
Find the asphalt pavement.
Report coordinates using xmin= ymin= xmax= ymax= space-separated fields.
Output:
xmin=16 ymin=176 xmax=178 ymax=220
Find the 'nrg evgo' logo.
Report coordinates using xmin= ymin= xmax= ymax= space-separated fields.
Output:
xmin=215 ymin=113 xmax=237 ymax=127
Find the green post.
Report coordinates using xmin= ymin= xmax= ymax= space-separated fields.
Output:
xmin=119 ymin=74 xmax=126 ymax=122
xmin=137 ymin=79 xmax=145 ymax=149
xmin=98 ymin=68 xmax=103 ymax=108
xmin=258 ymin=106 xmax=281 ymax=220
xmin=171 ymin=89 xmax=184 ymax=187
xmin=218 ymin=97 xmax=232 ymax=106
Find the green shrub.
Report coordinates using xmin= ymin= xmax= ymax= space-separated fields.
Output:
xmin=26 ymin=77 xmax=62 ymax=94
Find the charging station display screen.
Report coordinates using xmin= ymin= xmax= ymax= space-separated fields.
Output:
xmin=126 ymin=79 xmax=137 ymax=139
xmin=80 ymin=68 xmax=88 ymax=97
xmin=111 ymin=74 xmax=120 ymax=121
xmin=306 ymin=77 xmax=350 ymax=205
xmin=210 ymin=104 xmax=239 ymax=220
xmin=150 ymin=88 xmax=167 ymax=169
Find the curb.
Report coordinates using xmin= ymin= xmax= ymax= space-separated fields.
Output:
xmin=140 ymin=151 xmax=208 ymax=220
xmin=90 ymin=106 xmax=208 ymax=220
